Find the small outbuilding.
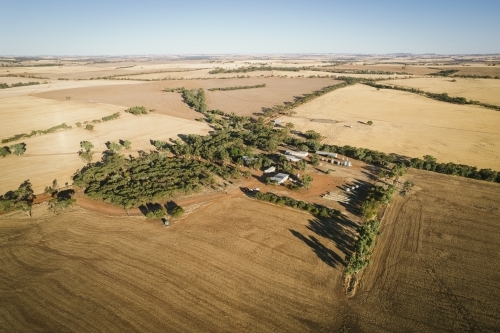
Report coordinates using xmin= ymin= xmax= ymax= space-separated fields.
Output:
xmin=269 ymin=173 xmax=289 ymax=184
xmin=264 ymin=166 xmax=276 ymax=173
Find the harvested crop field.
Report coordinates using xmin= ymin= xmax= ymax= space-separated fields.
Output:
xmin=0 ymin=196 xmax=356 ymax=332
xmin=346 ymin=169 xmax=500 ymax=332
xmin=385 ymin=77 xmax=500 ymax=105
xmin=36 ymin=78 xmax=338 ymax=118
xmin=279 ymin=84 xmax=500 ymax=169
xmin=0 ymin=112 xmax=210 ymax=194
xmin=35 ymin=82 xmax=200 ymax=120
xmin=0 ymin=96 xmax=124 ymax=139
xmin=437 ymin=65 xmax=500 ymax=77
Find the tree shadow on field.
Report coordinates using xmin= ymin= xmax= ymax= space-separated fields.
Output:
xmin=139 ymin=202 xmax=163 ymax=217
xmin=290 ymin=215 xmax=357 ymax=269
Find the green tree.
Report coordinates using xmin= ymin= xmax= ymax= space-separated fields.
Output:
xmin=85 ymin=124 xmax=94 ymax=131
xmin=301 ymin=174 xmax=313 ymax=189
xmin=107 ymin=142 xmax=122 ymax=152
xmin=120 ymin=140 xmax=131 ymax=150
xmin=80 ymin=141 xmax=94 ymax=151
xmin=9 ymin=143 xmax=26 ymax=156
xmin=310 ymin=154 xmax=320 ymax=166
xmin=170 ymin=206 xmax=185 ymax=218
xmin=0 ymin=146 xmax=10 ymax=157
xmin=367 ymin=120 xmax=373 ymax=126
xmin=146 ymin=206 xmax=166 ymax=219
xmin=305 ymin=130 xmax=321 ymax=140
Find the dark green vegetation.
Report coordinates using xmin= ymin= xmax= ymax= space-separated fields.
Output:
xmin=0 ymin=180 xmax=34 ymax=215
xmin=208 ymin=84 xmax=266 ymax=91
xmin=180 ymin=88 xmax=207 ymax=113
xmin=73 ymin=153 xmax=219 ymax=210
xmin=208 ymin=65 xmax=411 ymax=76
xmin=1 ymin=143 xmax=27 ymax=157
xmin=79 ymin=141 xmax=94 ymax=163
xmin=1 ymin=123 xmax=72 ymax=143
xmin=428 ymin=69 xmax=459 ymax=76
xmin=364 ymin=81 xmax=500 ymax=111
xmin=125 ymin=106 xmax=148 ymax=115
xmin=101 ymin=112 xmax=121 ymax=121
xmin=0 ymin=81 xmax=40 ymax=89
xmin=360 ymin=185 xmax=398 ymax=219
xmin=345 ymin=220 xmax=381 ymax=275
xmin=170 ymin=205 xmax=185 ymax=218
xmin=84 ymin=124 xmax=94 ymax=131
xmin=209 ymin=66 xmax=301 ymax=74
xmin=253 ymin=192 xmax=340 ymax=218
xmin=48 ymin=197 xmax=76 ymax=214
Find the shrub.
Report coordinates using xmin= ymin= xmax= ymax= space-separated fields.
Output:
xmin=170 ymin=206 xmax=185 ymax=218
xmin=125 ymin=106 xmax=148 ymax=115
xmin=85 ymin=124 xmax=94 ymax=131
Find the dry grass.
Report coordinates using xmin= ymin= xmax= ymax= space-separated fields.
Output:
xmin=385 ymin=77 xmax=500 ymax=105
xmin=0 ymin=112 xmax=210 ymax=194
xmin=0 ymin=80 xmax=139 ymax=99
xmin=35 ymin=82 xmax=200 ymax=121
xmin=280 ymin=84 xmax=500 ymax=169
xmin=0 ymin=196 xmax=353 ymax=332
xmin=347 ymin=169 xmax=500 ymax=332
xmin=0 ymin=96 xmax=124 ymax=139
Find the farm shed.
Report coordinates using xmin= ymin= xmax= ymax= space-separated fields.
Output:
xmin=316 ymin=151 xmax=338 ymax=158
xmin=285 ymin=155 xmax=301 ymax=162
xmin=264 ymin=166 xmax=276 ymax=173
xmin=285 ymin=150 xmax=309 ymax=157
xmin=269 ymin=173 xmax=289 ymax=184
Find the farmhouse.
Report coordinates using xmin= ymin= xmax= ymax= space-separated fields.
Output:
xmin=269 ymin=173 xmax=289 ymax=184
xmin=285 ymin=150 xmax=308 ymax=157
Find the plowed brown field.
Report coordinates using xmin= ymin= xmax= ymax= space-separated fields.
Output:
xmin=0 ymin=196 xmax=357 ymax=332
xmin=346 ymin=169 xmax=500 ymax=332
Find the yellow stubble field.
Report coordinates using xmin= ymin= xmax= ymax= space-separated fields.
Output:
xmin=279 ymin=84 xmax=500 ymax=169
xmin=385 ymin=77 xmax=500 ymax=105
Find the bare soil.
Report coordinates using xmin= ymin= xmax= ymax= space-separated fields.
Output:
xmin=345 ymin=169 xmax=500 ymax=332
xmin=0 ymin=196 xmax=357 ymax=332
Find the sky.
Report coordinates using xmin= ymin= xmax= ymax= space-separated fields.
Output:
xmin=0 ymin=0 xmax=499 ymax=55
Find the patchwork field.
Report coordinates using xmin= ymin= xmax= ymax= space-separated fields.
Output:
xmin=385 ymin=77 xmax=500 ymax=105
xmin=347 ymin=169 xmax=500 ymax=332
xmin=279 ymin=84 xmax=500 ymax=169
xmin=0 ymin=112 xmax=210 ymax=194
xmin=0 ymin=196 xmax=355 ymax=332
xmin=36 ymin=77 xmax=337 ymax=118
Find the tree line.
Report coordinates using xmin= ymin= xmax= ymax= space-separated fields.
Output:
xmin=0 ymin=143 xmax=26 ymax=157
xmin=362 ymin=81 xmax=500 ymax=111
xmin=253 ymin=191 xmax=340 ymax=218
xmin=0 ymin=81 xmax=41 ymax=89
xmin=207 ymin=84 xmax=266 ymax=91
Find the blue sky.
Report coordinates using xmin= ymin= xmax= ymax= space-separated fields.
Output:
xmin=0 ymin=0 xmax=498 ymax=55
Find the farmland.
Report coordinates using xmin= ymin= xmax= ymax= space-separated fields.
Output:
xmin=0 ymin=196 xmax=352 ymax=332
xmin=385 ymin=77 xmax=500 ymax=105
xmin=1 ymin=55 xmax=500 ymax=333
xmin=347 ymin=169 xmax=500 ymax=332
xmin=279 ymin=83 xmax=500 ymax=169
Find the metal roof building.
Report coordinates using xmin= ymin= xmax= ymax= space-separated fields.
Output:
xmin=269 ymin=173 xmax=289 ymax=184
